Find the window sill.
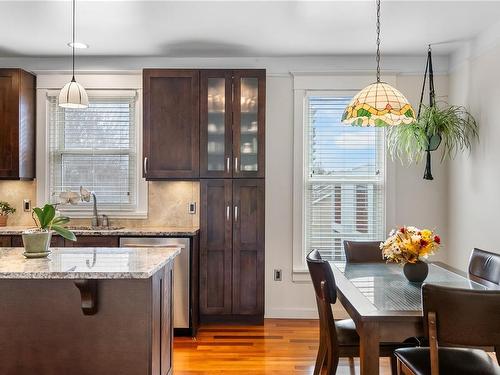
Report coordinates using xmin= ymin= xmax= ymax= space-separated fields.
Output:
xmin=292 ymin=269 xmax=312 ymax=283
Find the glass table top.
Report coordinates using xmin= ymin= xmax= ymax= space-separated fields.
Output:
xmin=330 ymin=262 xmax=487 ymax=312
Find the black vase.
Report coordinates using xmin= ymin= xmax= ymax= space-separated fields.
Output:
xmin=403 ymin=261 xmax=429 ymax=283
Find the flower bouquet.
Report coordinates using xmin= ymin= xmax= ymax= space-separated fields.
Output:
xmin=381 ymin=226 xmax=441 ymax=282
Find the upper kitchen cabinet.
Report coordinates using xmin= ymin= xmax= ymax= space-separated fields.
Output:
xmin=143 ymin=69 xmax=200 ymax=179
xmin=200 ymin=69 xmax=265 ymax=179
xmin=0 ymin=69 xmax=36 ymax=180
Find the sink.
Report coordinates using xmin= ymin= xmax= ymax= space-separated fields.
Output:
xmin=66 ymin=226 xmax=125 ymax=231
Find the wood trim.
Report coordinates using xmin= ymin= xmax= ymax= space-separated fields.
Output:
xmin=428 ymin=311 xmax=439 ymax=375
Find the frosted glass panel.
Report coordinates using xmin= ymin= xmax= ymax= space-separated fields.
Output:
xmin=207 ymin=78 xmax=225 ymax=171
xmin=240 ymin=78 xmax=258 ymax=172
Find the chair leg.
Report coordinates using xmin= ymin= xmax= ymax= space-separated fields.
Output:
xmin=390 ymin=355 xmax=398 ymax=375
xmin=313 ymin=332 xmax=327 ymax=375
xmin=324 ymin=346 xmax=339 ymax=375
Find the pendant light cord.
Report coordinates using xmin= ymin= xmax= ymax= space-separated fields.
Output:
xmin=71 ymin=0 xmax=76 ymax=81
xmin=375 ymin=0 xmax=381 ymax=82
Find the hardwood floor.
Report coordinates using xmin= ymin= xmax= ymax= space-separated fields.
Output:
xmin=173 ymin=319 xmax=393 ymax=374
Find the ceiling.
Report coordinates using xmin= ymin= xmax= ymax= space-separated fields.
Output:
xmin=1 ymin=1 xmax=500 ymax=58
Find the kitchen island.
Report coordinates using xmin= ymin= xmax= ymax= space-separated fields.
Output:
xmin=0 ymin=247 xmax=180 ymax=375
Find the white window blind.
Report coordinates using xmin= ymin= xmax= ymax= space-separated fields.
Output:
xmin=48 ymin=91 xmax=138 ymax=213
xmin=305 ymin=94 xmax=385 ymax=261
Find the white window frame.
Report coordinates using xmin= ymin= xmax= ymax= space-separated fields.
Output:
xmin=292 ymin=74 xmax=396 ymax=281
xmin=36 ymin=74 xmax=148 ymax=218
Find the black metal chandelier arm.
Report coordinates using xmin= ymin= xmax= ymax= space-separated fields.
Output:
xmin=375 ymin=0 xmax=381 ymax=82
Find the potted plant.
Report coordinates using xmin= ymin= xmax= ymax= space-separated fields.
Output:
xmin=381 ymin=226 xmax=441 ymax=282
xmin=22 ymin=204 xmax=76 ymax=258
xmin=387 ymin=103 xmax=478 ymax=167
xmin=0 ymin=201 xmax=16 ymax=227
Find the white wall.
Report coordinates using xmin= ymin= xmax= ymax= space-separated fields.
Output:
xmin=264 ymin=73 xmax=449 ymax=318
xmin=0 ymin=54 xmax=450 ymax=318
xmin=447 ymin=43 xmax=500 ymax=271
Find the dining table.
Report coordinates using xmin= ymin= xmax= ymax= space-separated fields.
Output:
xmin=328 ymin=261 xmax=493 ymax=375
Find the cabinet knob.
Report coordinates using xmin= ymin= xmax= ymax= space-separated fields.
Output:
xmin=226 ymin=157 xmax=230 ymax=173
xmin=234 ymin=157 xmax=239 ymax=173
xmin=143 ymin=157 xmax=148 ymax=175
xmin=234 ymin=205 xmax=238 ymax=222
xmin=226 ymin=205 xmax=230 ymax=221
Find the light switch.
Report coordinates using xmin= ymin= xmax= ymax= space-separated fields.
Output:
xmin=23 ymin=199 xmax=31 ymax=212
xmin=188 ymin=202 xmax=196 ymax=214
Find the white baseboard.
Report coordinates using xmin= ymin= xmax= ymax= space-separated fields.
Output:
xmin=265 ymin=307 xmax=319 ymax=319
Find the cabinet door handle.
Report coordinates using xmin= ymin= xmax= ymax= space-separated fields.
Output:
xmin=226 ymin=157 xmax=230 ymax=172
xmin=143 ymin=157 xmax=148 ymax=175
xmin=234 ymin=205 xmax=238 ymax=222
xmin=226 ymin=205 xmax=230 ymax=221
xmin=234 ymin=157 xmax=239 ymax=173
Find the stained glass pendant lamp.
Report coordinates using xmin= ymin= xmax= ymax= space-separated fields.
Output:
xmin=59 ymin=0 xmax=88 ymax=109
xmin=342 ymin=0 xmax=415 ymax=127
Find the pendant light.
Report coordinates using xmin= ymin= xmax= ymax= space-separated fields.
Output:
xmin=59 ymin=0 xmax=88 ymax=109
xmin=342 ymin=0 xmax=415 ymax=126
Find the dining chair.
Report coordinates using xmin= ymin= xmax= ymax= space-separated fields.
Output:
xmin=343 ymin=240 xmax=384 ymax=263
xmin=306 ymin=249 xmax=411 ymax=375
xmin=468 ymin=248 xmax=500 ymax=288
xmin=394 ymin=284 xmax=500 ymax=375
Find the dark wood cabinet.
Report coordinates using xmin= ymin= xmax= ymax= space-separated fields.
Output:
xmin=0 ymin=69 xmax=36 ymax=180
xmin=200 ymin=69 xmax=265 ymax=179
xmin=143 ymin=69 xmax=200 ymax=180
xmin=200 ymin=179 xmax=264 ymax=322
xmin=232 ymin=179 xmax=265 ymax=315
xmin=64 ymin=236 xmax=119 ymax=247
xmin=200 ymin=179 xmax=233 ymax=315
xmin=11 ymin=235 xmax=64 ymax=248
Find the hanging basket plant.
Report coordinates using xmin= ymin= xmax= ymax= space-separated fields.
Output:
xmin=387 ymin=46 xmax=479 ymax=179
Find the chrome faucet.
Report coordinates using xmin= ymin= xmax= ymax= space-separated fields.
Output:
xmin=80 ymin=186 xmax=104 ymax=227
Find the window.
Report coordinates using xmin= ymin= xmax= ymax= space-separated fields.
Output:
xmin=46 ymin=91 xmax=145 ymax=215
xmin=304 ymin=94 xmax=385 ymax=262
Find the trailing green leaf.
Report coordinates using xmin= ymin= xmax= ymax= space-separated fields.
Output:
xmin=387 ymin=102 xmax=478 ymax=164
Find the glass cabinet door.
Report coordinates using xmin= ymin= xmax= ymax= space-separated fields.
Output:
xmin=200 ymin=71 xmax=232 ymax=178
xmin=233 ymin=70 xmax=265 ymax=178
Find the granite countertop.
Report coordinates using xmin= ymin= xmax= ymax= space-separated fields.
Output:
xmin=0 ymin=247 xmax=180 ymax=279
xmin=0 ymin=226 xmax=199 ymax=236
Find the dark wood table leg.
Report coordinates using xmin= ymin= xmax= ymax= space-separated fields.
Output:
xmin=359 ymin=321 xmax=380 ymax=375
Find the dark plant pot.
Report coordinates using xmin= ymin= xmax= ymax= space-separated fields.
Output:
xmin=403 ymin=261 xmax=429 ymax=283
xmin=22 ymin=231 xmax=52 ymax=259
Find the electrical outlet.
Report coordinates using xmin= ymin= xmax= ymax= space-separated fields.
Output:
xmin=23 ymin=199 xmax=31 ymax=212
xmin=188 ymin=202 xmax=196 ymax=214
xmin=274 ymin=269 xmax=282 ymax=281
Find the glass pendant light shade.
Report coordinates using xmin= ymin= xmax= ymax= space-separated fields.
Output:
xmin=59 ymin=0 xmax=88 ymax=109
xmin=343 ymin=0 xmax=416 ymax=127
xmin=59 ymin=78 xmax=89 ymax=109
xmin=342 ymin=82 xmax=416 ymax=126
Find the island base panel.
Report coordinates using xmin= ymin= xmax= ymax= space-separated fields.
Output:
xmin=0 ymin=265 xmax=172 ymax=375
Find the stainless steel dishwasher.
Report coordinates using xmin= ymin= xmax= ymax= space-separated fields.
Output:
xmin=119 ymin=237 xmax=190 ymax=330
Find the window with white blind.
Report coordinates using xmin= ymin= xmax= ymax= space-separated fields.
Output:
xmin=46 ymin=91 xmax=145 ymax=215
xmin=304 ymin=94 xmax=385 ymax=262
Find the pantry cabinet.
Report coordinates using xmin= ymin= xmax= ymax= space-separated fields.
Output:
xmin=200 ymin=69 xmax=265 ymax=179
xmin=199 ymin=179 xmax=265 ymax=322
xmin=0 ymin=69 xmax=36 ymax=180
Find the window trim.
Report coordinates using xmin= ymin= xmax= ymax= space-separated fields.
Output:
xmin=292 ymin=74 xmax=396 ymax=280
xmin=36 ymin=74 xmax=148 ymax=218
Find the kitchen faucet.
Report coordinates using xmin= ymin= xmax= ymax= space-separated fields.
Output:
xmin=80 ymin=187 xmax=108 ymax=227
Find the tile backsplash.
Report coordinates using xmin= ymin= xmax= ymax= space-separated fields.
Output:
xmin=0 ymin=180 xmax=199 ymax=228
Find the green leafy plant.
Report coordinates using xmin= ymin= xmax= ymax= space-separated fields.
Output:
xmin=387 ymin=103 xmax=479 ymax=163
xmin=32 ymin=204 xmax=76 ymax=241
xmin=0 ymin=201 xmax=16 ymax=216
